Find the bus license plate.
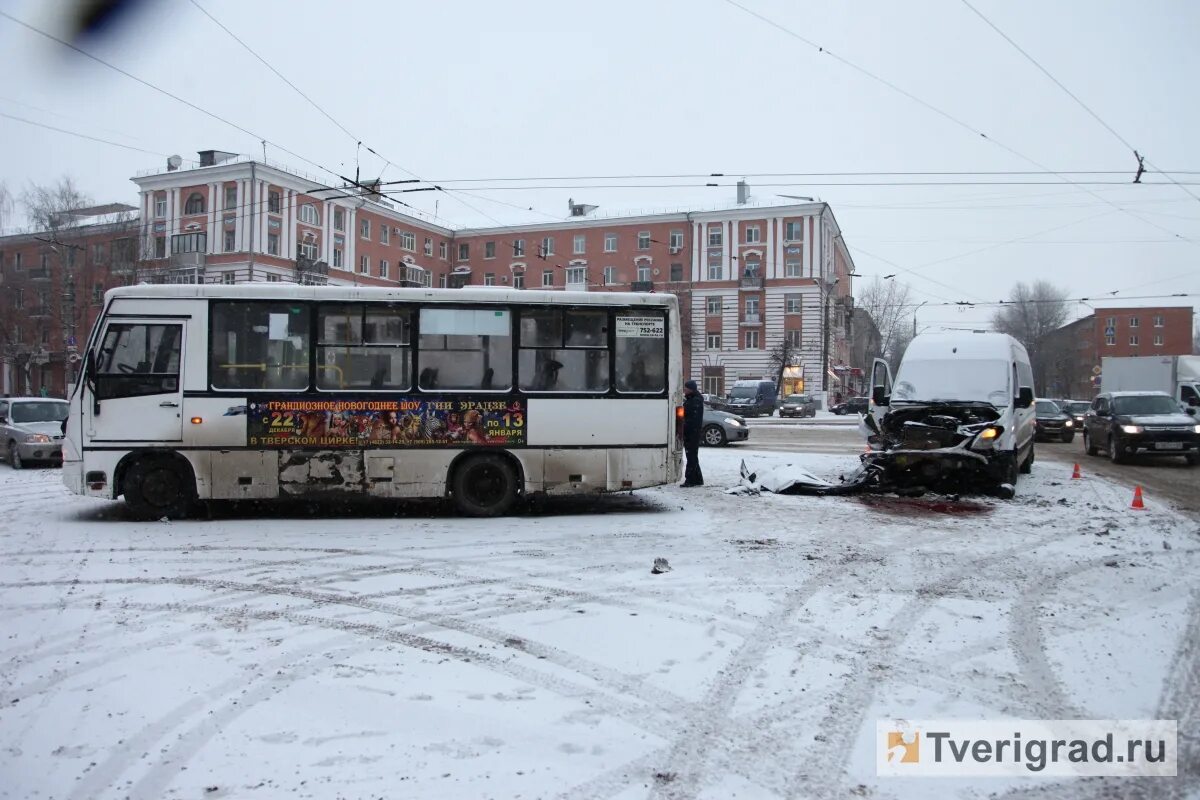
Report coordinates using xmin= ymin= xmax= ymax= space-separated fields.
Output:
xmin=1156 ymin=442 xmax=1183 ymax=450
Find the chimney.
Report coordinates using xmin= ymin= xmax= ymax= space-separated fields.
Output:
xmin=568 ymin=200 xmax=598 ymax=217
xmin=737 ymin=179 xmax=750 ymax=205
xmin=198 ymin=150 xmax=237 ymax=167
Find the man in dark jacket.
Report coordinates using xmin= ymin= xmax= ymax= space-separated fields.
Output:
xmin=682 ymin=379 xmax=704 ymax=487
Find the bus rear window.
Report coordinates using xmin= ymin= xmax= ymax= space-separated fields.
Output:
xmin=211 ymin=302 xmax=310 ymax=391
xmin=615 ymin=312 xmax=666 ymax=393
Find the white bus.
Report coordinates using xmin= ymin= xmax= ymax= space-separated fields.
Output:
xmin=63 ymin=285 xmax=683 ymax=518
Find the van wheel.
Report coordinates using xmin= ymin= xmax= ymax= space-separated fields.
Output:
xmin=1084 ymin=431 xmax=1098 ymax=456
xmin=1019 ymin=445 xmax=1034 ymax=474
xmin=703 ymin=425 xmax=727 ymax=447
xmin=124 ymin=457 xmax=194 ymax=520
xmin=452 ymin=454 xmax=518 ymax=517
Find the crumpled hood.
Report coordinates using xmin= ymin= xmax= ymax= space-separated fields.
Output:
xmin=11 ymin=421 xmax=63 ymax=437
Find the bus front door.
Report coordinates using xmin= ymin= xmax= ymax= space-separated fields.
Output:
xmin=86 ymin=320 xmax=185 ymax=443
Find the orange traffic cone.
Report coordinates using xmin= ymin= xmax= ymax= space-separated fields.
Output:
xmin=1071 ymin=463 xmax=1081 ymax=480
xmin=1131 ymin=485 xmax=1145 ymax=510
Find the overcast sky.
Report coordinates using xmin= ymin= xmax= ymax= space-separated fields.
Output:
xmin=1 ymin=0 xmax=1197 ymax=333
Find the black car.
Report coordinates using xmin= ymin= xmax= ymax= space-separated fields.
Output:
xmin=831 ymin=397 xmax=869 ymax=416
xmin=1054 ymin=399 xmax=1091 ymax=430
xmin=1034 ymin=399 xmax=1075 ymax=443
xmin=1082 ymin=391 xmax=1200 ymax=465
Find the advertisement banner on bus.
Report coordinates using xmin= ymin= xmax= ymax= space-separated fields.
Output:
xmin=245 ymin=398 xmax=526 ymax=448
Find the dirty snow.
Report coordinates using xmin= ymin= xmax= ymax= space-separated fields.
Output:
xmin=1 ymin=449 xmax=1197 ymax=799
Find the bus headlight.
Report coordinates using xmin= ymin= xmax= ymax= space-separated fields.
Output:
xmin=1121 ymin=425 xmax=1143 ymax=434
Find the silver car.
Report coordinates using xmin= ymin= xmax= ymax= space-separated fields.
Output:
xmin=0 ymin=397 xmax=69 ymax=468
xmin=702 ymin=407 xmax=749 ymax=446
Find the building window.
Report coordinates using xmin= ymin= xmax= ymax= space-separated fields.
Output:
xmin=743 ymin=260 xmax=761 ymax=278
xmin=707 ymin=263 xmax=723 ymax=280
xmin=1129 ymin=335 xmax=1139 ymax=346
xmin=224 ymin=186 xmax=237 ymax=210
xmin=153 ymin=236 xmax=167 ymax=258
xmin=566 ymin=266 xmax=586 ymax=285
xmin=637 ymin=264 xmax=651 ymax=282
xmin=604 ymin=233 xmax=617 ymax=252
xmin=439 ymin=274 xmax=448 ymax=288
xmin=221 ymin=273 xmax=235 ymax=284
xmin=1129 ymin=316 xmax=1139 ymax=328
xmin=13 ymin=252 xmax=20 ymax=269
xmin=380 ymin=225 xmax=389 ymax=245
xmin=299 ymin=235 xmax=317 ymax=261
xmin=154 ymin=195 xmax=167 ymax=218
xmin=1154 ymin=334 xmax=1164 ymax=346
xmin=603 ymin=266 xmax=616 ymax=285
xmin=745 ymin=297 xmax=760 ymax=319
xmin=359 ymin=255 xmax=369 ymax=274
xmin=745 ymin=330 xmax=761 ymax=349
xmin=379 ymin=259 xmax=389 ymax=279
xmin=542 ymin=270 xmax=554 ymax=287
xmin=573 ymin=234 xmax=586 ymax=254
xmin=458 ymin=243 xmax=470 ymax=261
xmin=541 ymin=237 xmax=554 ymax=257
xmin=484 ymin=272 xmax=495 ymax=286
xmin=786 ymin=294 xmax=802 ymax=313
xmin=439 ymin=241 xmax=448 ymax=260
xmin=268 ymin=191 xmax=281 ymax=214
xmin=265 ymin=274 xmax=280 ymax=282
xmin=785 ymin=329 xmax=802 ymax=348
xmin=708 ymin=225 xmax=723 ymax=247
xmin=299 ymin=203 xmax=319 ymax=226
xmin=707 ymin=333 xmax=721 ymax=349
xmin=14 ymin=288 xmax=23 ymax=308
xmin=1105 ymin=335 xmax=1115 ymax=346
xmin=745 ymin=225 xmax=761 ymax=244
xmin=512 ymin=239 xmax=525 ymax=257
xmin=333 ymin=207 xmax=345 ymax=231
xmin=91 ymin=243 xmax=107 ymax=264
xmin=785 ymin=260 xmax=802 ymax=278
xmin=670 ymin=263 xmax=683 ymax=282
xmin=360 ymin=218 xmax=370 ymax=239
xmin=513 ymin=272 xmax=524 ymax=289
xmin=485 ymin=241 xmax=496 ymax=259
xmin=423 ymin=237 xmax=432 ymax=256
xmin=400 ymin=231 xmax=415 ymax=251
xmin=1154 ymin=314 xmax=1164 ymax=327
xmin=1105 ymin=316 xmax=1116 ymax=328
xmin=785 ymin=220 xmax=804 ymax=241
xmin=267 ymin=233 xmax=279 ymax=256
xmin=669 ymin=230 xmax=684 ymax=250
xmin=92 ymin=282 xmax=104 ymax=302
xmin=332 ymin=248 xmax=343 ymax=268
xmin=223 ymin=230 xmax=236 ymax=252
xmin=637 ymin=232 xmax=651 ymax=250
xmin=707 ymin=297 xmax=722 ymax=315
xmin=184 ymin=193 xmax=205 ymax=215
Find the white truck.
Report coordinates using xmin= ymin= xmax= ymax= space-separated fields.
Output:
xmin=1101 ymin=355 xmax=1200 ymax=408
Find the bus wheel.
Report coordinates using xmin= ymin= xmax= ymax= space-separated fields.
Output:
xmin=452 ymin=454 xmax=518 ymax=517
xmin=124 ymin=456 xmax=195 ymax=520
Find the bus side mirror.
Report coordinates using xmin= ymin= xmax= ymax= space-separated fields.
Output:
xmin=1016 ymin=387 xmax=1033 ymax=408
xmin=872 ymin=386 xmax=888 ymax=406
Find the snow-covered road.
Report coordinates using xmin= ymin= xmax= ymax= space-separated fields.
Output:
xmin=1 ymin=451 xmax=1197 ymax=799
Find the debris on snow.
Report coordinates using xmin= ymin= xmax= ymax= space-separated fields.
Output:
xmin=651 ymin=558 xmax=671 ymax=574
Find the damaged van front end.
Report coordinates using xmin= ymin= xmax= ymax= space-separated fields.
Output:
xmin=862 ymin=401 xmax=1020 ymax=497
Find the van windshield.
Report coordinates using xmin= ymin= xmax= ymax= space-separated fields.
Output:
xmin=892 ymin=359 xmax=1010 ymax=405
xmin=730 ymin=387 xmax=760 ymax=399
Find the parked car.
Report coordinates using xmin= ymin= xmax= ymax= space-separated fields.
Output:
xmin=1033 ymin=399 xmax=1075 ymax=443
xmin=701 ymin=393 xmax=730 ymax=412
xmin=1082 ymin=391 xmax=1200 ymax=465
xmin=831 ymin=397 xmax=869 ymax=416
xmin=0 ymin=397 xmax=70 ymax=468
xmin=779 ymin=394 xmax=817 ymax=418
xmin=701 ymin=407 xmax=749 ymax=446
xmin=724 ymin=379 xmax=777 ymax=417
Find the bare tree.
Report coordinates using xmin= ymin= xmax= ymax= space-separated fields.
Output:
xmin=990 ymin=280 xmax=1071 ymax=389
xmin=21 ymin=176 xmax=91 ymax=232
xmin=767 ymin=335 xmax=800 ymax=397
xmin=856 ymin=277 xmax=913 ymax=369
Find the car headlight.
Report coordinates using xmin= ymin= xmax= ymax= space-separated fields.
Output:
xmin=1121 ymin=425 xmax=1143 ymax=434
xmin=1193 ymin=425 xmax=1200 ymax=434
xmin=978 ymin=426 xmax=1003 ymax=441
xmin=727 ymin=419 xmax=744 ymax=427
xmin=27 ymin=434 xmax=52 ymax=443
xmin=1064 ymin=420 xmax=1073 ymax=427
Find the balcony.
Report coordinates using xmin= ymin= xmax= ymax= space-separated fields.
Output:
xmin=739 ymin=274 xmax=764 ymax=289
xmin=171 ymin=251 xmax=206 ymax=269
xmin=631 ymin=280 xmax=654 ymax=292
xmin=296 ymin=254 xmax=329 ymax=276
xmin=740 ymin=312 xmax=762 ymax=325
